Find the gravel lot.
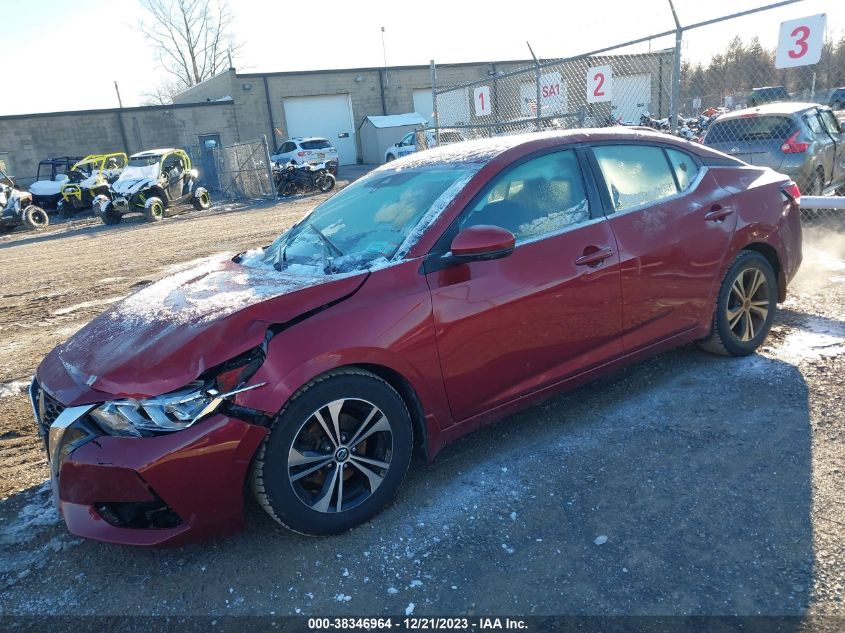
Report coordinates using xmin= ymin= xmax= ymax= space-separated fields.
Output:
xmin=0 ymin=181 xmax=843 ymax=624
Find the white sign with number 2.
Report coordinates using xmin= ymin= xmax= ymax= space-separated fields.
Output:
xmin=775 ymin=14 xmax=826 ymax=69
xmin=587 ymin=65 xmax=612 ymax=103
xmin=474 ymin=86 xmax=492 ymax=116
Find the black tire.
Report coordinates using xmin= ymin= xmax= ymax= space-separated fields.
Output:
xmin=144 ymin=197 xmax=165 ymax=222
xmin=22 ymin=206 xmax=49 ymax=230
xmin=698 ymin=251 xmax=777 ymax=357
xmin=100 ymin=207 xmax=122 ymax=225
xmin=278 ymin=182 xmax=295 ymax=197
xmin=251 ymin=368 xmax=414 ymax=536
xmin=800 ymin=168 xmax=826 ymax=221
xmin=192 ymin=189 xmax=211 ymax=210
xmin=57 ymin=199 xmax=72 ymax=218
xmin=385 ymin=154 xmax=396 ymax=162
xmin=317 ymin=174 xmax=336 ymax=193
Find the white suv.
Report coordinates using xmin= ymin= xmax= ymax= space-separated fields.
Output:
xmin=271 ymin=137 xmax=339 ymax=172
xmin=384 ymin=129 xmax=465 ymax=162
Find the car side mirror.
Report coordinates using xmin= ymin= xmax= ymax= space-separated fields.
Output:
xmin=450 ymin=225 xmax=515 ymax=259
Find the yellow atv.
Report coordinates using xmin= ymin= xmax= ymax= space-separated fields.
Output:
xmin=94 ymin=149 xmax=210 ymax=224
xmin=58 ymin=153 xmax=127 ymax=217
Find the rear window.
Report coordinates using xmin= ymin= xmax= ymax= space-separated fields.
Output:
xmin=301 ymin=140 xmax=332 ymax=150
xmin=705 ymin=116 xmax=796 ymax=143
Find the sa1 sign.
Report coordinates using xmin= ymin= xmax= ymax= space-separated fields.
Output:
xmin=775 ymin=14 xmax=826 ymax=69
xmin=474 ymin=86 xmax=492 ymax=116
xmin=540 ymin=72 xmax=566 ymax=113
xmin=587 ymin=65 xmax=612 ymax=103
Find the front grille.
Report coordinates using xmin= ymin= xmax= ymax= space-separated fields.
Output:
xmin=31 ymin=379 xmax=66 ymax=438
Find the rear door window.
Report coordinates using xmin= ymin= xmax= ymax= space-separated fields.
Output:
xmin=819 ymin=110 xmax=843 ymax=136
xmin=705 ymin=116 xmax=795 ymax=143
xmin=592 ymin=145 xmax=678 ymax=212
xmin=665 ymin=149 xmax=700 ymax=192
xmin=804 ymin=112 xmax=825 ymax=137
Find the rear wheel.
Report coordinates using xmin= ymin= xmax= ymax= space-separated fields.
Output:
xmin=251 ymin=368 xmax=413 ymax=536
xmin=144 ymin=197 xmax=165 ymax=222
xmin=191 ymin=189 xmax=211 ymax=210
xmin=22 ymin=206 xmax=49 ymax=230
xmin=699 ymin=251 xmax=777 ymax=357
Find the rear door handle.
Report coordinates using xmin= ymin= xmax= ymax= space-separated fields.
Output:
xmin=705 ymin=205 xmax=734 ymax=222
xmin=575 ymin=246 xmax=614 ymax=267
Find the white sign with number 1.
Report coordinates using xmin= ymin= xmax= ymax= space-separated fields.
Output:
xmin=587 ymin=65 xmax=612 ymax=104
xmin=474 ymin=86 xmax=492 ymax=116
xmin=775 ymin=14 xmax=826 ymax=69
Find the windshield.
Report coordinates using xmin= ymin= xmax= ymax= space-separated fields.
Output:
xmin=118 ymin=156 xmax=161 ymax=181
xmin=242 ymin=165 xmax=477 ymax=275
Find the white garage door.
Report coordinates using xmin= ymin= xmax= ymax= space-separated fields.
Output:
xmin=611 ymin=74 xmax=652 ymax=125
xmin=413 ymin=89 xmax=434 ymax=125
xmin=283 ymin=94 xmax=357 ymax=165
xmin=434 ymin=89 xmax=471 ymax=127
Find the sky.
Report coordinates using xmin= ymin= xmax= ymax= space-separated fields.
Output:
xmin=1 ymin=0 xmax=842 ymax=116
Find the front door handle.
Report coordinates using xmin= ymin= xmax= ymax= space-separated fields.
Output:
xmin=705 ymin=205 xmax=734 ymax=222
xmin=575 ymin=246 xmax=614 ymax=267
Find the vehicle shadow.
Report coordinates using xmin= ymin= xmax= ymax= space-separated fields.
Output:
xmin=0 ymin=346 xmax=815 ymax=623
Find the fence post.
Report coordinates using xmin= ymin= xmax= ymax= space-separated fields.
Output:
xmin=430 ymin=60 xmax=440 ymax=147
xmin=535 ymin=61 xmax=542 ymax=132
xmin=667 ymin=0 xmax=683 ymax=129
xmin=263 ymin=135 xmax=277 ymax=199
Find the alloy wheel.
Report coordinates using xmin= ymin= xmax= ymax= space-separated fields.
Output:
xmin=726 ymin=267 xmax=769 ymax=342
xmin=288 ymin=398 xmax=393 ymax=513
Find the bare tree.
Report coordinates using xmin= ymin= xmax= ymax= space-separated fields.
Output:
xmin=138 ymin=0 xmax=241 ymax=102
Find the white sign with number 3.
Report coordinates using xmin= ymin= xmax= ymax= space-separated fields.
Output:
xmin=587 ymin=65 xmax=612 ymax=104
xmin=474 ymin=86 xmax=492 ymax=116
xmin=775 ymin=14 xmax=826 ymax=69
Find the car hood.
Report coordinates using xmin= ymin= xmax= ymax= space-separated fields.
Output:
xmin=113 ymin=177 xmax=156 ymax=196
xmin=37 ymin=254 xmax=367 ymax=404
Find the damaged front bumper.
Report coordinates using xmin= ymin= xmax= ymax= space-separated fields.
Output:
xmin=111 ymin=197 xmax=131 ymax=212
xmin=31 ymin=379 xmax=268 ymax=546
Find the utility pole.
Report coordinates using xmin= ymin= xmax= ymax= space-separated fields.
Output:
xmin=381 ymin=26 xmax=388 ymax=86
xmin=114 ymin=81 xmax=124 ymax=108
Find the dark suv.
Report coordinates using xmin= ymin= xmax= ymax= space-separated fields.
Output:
xmin=748 ymin=86 xmax=790 ymax=107
xmin=704 ymin=102 xmax=845 ymax=195
xmin=830 ymin=88 xmax=845 ymax=110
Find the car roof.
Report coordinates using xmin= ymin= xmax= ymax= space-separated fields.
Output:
xmin=290 ymin=137 xmax=329 ymax=142
xmin=751 ymin=86 xmax=787 ymax=92
xmin=716 ymin=102 xmax=822 ymax=120
xmin=39 ymin=157 xmax=83 ymax=165
xmin=376 ymin=127 xmax=713 ymax=171
xmin=130 ymin=148 xmax=179 ymax=158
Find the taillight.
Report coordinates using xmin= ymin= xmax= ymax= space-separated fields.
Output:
xmin=781 ymin=181 xmax=801 ymax=205
xmin=297 ymin=151 xmax=312 ymax=156
xmin=781 ymin=131 xmax=809 ymax=154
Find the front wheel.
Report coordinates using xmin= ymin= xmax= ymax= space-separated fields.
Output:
xmin=144 ymin=197 xmax=165 ymax=222
xmin=251 ymin=368 xmax=414 ymax=536
xmin=698 ymin=251 xmax=777 ymax=357
xmin=317 ymin=173 xmax=336 ymax=193
xmin=23 ymin=206 xmax=49 ymax=230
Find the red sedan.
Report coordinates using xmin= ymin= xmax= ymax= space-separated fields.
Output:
xmin=31 ymin=129 xmax=802 ymax=545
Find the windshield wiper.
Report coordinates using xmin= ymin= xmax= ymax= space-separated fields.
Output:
xmin=308 ymin=223 xmax=343 ymax=257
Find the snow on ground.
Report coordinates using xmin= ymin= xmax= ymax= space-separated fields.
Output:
xmin=0 ymin=482 xmax=81 ymax=591
xmin=775 ymin=316 xmax=845 ymax=361
xmin=0 ymin=380 xmax=29 ymax=398
xmin=52 ymin=297 xmax=122 ymax=316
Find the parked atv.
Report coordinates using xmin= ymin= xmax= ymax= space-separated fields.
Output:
xmin=0 ymin=168 xmax=49 ymax=233
xmin=274 ymin=161 xmax=336 ymax=197
xmin=94 ymin=149 xmax=210 ymax=225
xmin=29 ymin=157 xmax=86 ymax=209
xmin=58 ymin=152 xmax=127 ymax=216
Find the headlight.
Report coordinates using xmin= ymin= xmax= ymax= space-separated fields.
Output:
xmin=90 ymin=347 xmax=267 ymax=437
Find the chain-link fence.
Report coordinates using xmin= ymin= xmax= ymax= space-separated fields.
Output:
xmin=188 ymin=137 xmax=275 ymax=200
xmin=430 ymin=1 xmax=845 ymax=222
